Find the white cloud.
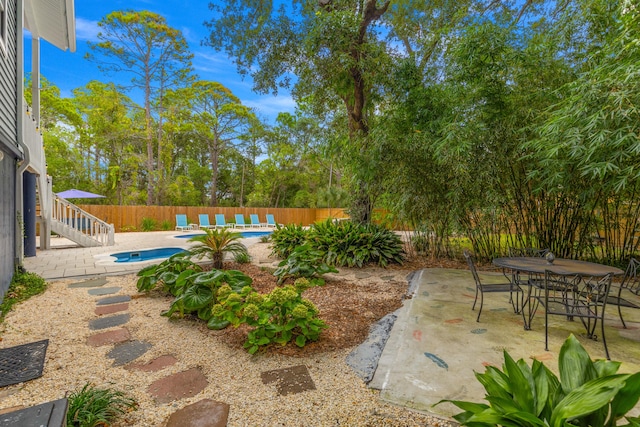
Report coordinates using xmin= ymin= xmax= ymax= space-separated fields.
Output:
xmin=244 ymin=95 xmax=297 ymax=117
xmin=75 ymin=17 xmax=101 ymax=42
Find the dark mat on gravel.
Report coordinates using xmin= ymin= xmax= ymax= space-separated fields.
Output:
xmin=0 ymin=340 xmax=49 ymax=388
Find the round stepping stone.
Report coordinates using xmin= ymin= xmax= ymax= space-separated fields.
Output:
xmin=354 ymin=272 xmax=372 ymax=279
xmin=148 ymin=368 xmax=208 ymax=403
xmin=165 ymin=399 xmax=229 ymax=427
xmin=88 ymin=287 xmax=122 ymax=296
xmin=126 ymin=355 xmax=178 ymax=372
xmin=107 ymin=340 xmax=152 ymax=366
xmin=96 ymin=295 xmax=131 ymax=306
xmin=89 ymin=314 xmax=130 ymax=331
xmin=95 ymin=303 xmax=129 ymax=316
xmin=87 ymin=328 xmax=131 ymax=347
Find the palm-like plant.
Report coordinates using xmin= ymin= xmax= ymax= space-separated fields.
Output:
xmin=187 ymin=228 xmax=248 ymax=269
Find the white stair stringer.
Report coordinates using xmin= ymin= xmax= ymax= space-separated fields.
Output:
xmin=51 ymin=197 xmax=115 ymax=247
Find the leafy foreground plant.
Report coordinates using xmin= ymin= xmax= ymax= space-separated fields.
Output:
xmin=273 ymin=244 xmax=337 ymax=285
xmin=136 ymin=252 xmax=202 ymax=293
xmin=269 ymin=223 xmax=309 ymax=259
xmin=307 ymin=219 xmax=405 ymax=267
xmin=214 ymin=278 xmax=327 ymax=354
xmin=188 ymin=228 xmax=248 ymax=269
xmin=66 ymin=382 xmax=137 ymax=427
xmin=438 ymin=334 xmax=640 ymax=427
xmin=0 ymin=267 xmax=47 ymax=323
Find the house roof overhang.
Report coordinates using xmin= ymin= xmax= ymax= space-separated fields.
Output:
xmin=24 ymin=0 xmax=76 ymax=52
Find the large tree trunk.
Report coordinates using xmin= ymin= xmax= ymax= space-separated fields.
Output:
xmin=209 ymin=139 xmax=219 ymax=207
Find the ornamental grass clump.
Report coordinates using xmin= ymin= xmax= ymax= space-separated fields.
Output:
xmin=66 ymin=382 xmax=137 ymax=427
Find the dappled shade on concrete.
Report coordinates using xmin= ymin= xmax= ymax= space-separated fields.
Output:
xmin=371 ymin=268 xmax=640 ymax=419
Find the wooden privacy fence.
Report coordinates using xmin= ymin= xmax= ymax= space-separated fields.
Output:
xmin=78 ymin=205 xmax=349 ymax=233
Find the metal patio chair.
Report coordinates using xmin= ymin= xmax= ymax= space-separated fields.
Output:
xmin=463 ymin=250 xmax=523 ymax=322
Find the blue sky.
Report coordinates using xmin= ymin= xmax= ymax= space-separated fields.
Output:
xmin=26 ymin=0 xmax=295 ymax=124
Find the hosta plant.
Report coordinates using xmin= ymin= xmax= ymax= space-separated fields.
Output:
xmin=161 ymin=269 xmax=253 ymax=330
xmin=438 ymin=334 xmax=640 ymax=427
xmin=136 ymin=252 xmax=202 ymax=292
xmin=273 ymin=244 xmax=337 ymax=285
xmin=213 ymin=278 xmax=327 ymax=354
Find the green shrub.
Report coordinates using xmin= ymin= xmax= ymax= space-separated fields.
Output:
xmin=439 ymin=334 xmax=640 ymax=427
xmin=160 ymin=220 xmax=173 ymax=231
xmin=234 ymin=252 xmax=251 ymax=264
xmin=161 ymin=268 xmax=253 ymax=330
xmin=140 ymin=217 xmax=157 ymax=232
xmin=270 ymin=223 xmax=308 ymax=258
xmin=188 ymin=228 xmax=248 ymax=269
xmin=214 ymin=278 xmax=327 ymax=354
xmin=307 ymin=219 xmax=405 ymax=267
xmin=259 ymin=234 xmax=271 ymax=243
xmin=136 ymin=252 xmax=202 ymax=293
xmin=0 ymin=268 xmax=47 ymax=323
xmin=273 ymin=244 xmax=337 ymax=285
xmin=66 ymin=382 xmax=137 ymax=427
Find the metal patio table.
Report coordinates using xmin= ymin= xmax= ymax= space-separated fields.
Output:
xmin=493 ymin=256 xmax=624 ymax=330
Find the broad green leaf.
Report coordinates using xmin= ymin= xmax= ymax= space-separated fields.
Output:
xmin=558 ymin=334 xmax=597 ymax=393
xmin=551 ymin=375 xmax=628 ymax=427
xmin=504 ymin=351 xmax=535 ymax=413
xmin=206 ymin=317 xmax=230 ymax=330
xmin=182 ymin=286 xmax=213 ymax=310
xmin=610 ymin=372 xmax=640 ymax=421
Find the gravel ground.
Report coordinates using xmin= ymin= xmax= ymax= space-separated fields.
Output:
xmin=0 ymin=243 xmax=457 ymax=427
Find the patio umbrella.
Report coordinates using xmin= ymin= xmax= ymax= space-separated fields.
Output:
xmin=56 ymin=189 xmax=105 ymax=199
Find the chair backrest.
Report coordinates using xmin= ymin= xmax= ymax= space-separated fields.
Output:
xmin=463 ymin=250 xmax=482 ymax=288
xmin=235 ymin=214 xmax=246 ymax=225
xmin=176 ymin=214 xmax=188 ymax=226
xmin=199 ymin=214 xmax=210 ymax=226
xmin=266 ymin=214 xmax=275 ymax=225
xmin=544 ymin=270 xmax=612 ymax=309
xmin=215 ymin=214 xmax=226 ymax=226
xmin=621 ymin=258 xmax=640 ymax=294
xmin=250 ymin=214 xmax=261 ymax=226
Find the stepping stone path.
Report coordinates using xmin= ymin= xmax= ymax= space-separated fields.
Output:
xmin=69 ymin=276 xmax=228 ymax=425
xmin=65 ymin=275 xmax=319 ymax=425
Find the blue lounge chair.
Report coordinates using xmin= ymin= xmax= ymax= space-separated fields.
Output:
xmin=215 ymin=214 xmax=233 ymax=228
xmin=250 ymin=214 xmax=264 ymax=228
xmin=265 ymin=214 xmax=281 ymax=227
xmin=199 ymin=214 xmax=215 ymax=229
xmin=175 ymin=214 xmax=192 ymax=231
xmin=235 ymin=214 xmax=249 ymax=228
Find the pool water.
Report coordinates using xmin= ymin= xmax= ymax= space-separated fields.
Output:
xmin=111 ymin=247 xmax=186 ymax=263
xmin=175 ymin=230 xmax=272 ymax=239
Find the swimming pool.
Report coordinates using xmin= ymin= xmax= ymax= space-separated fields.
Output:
xmin=111 ymin=247 xmax=186 ymax=263
xmin=174 ymin=230 xmax=272 ymax=239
